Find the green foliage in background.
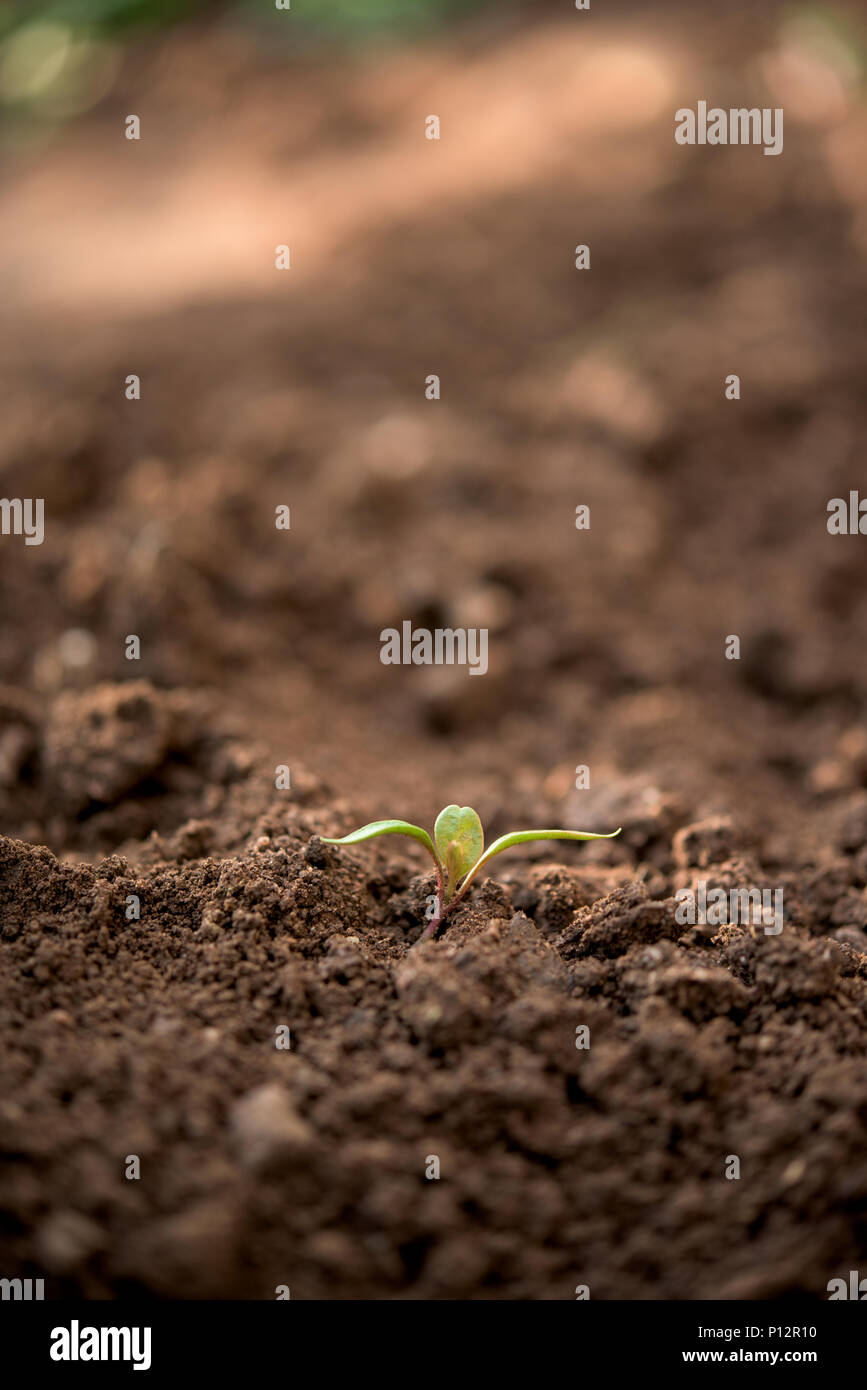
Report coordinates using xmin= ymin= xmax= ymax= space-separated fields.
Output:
xmin=256 ymin=0 xmax=488 ymax=40
xmin=0 ymin=0 xmax=494 ymax=41
xmin=0 ymin=1 xmax=198 ymax=39
xmin=0 ymin=0 xmax=502 ymax=120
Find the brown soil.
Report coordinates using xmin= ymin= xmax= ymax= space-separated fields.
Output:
xmin=1 ymin=2 xmax=867 ymax=1298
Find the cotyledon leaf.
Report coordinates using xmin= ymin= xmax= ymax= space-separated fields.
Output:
xmin=456 ymin=827 xmax=622 ymax=896
xmin=434 ymin=804 xmax=484 ymax=896
xmin=321 ymin=819 xmax=440 ymax=866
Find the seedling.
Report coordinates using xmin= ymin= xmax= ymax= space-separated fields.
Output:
xmin=322 ymin=805 xmax=621 ymax=942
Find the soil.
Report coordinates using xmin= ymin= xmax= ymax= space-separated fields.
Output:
xmin=1 ymin=1 xmax=867 ymax=1298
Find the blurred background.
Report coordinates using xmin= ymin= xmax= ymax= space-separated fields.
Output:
xmin=0 ymin=0 xmax=866 ymax=862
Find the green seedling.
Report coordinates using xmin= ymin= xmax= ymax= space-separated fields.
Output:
xmin=322 ymin=805 xmax=621 ymax=942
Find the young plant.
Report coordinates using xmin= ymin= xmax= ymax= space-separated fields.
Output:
xmin=322 ymin=805 xmax=621 ymax=942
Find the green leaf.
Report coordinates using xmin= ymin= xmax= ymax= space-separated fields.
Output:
xmin=321 ymin=819 xmax=440 ymax=867
xmin=457 ymin=827 xmax=621 ymax=897
xmin=434 ymin=805 xmax=484 ymax=898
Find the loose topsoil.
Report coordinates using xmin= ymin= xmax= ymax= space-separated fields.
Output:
xmin=1 ymin=1 xmax=867 ymax=1298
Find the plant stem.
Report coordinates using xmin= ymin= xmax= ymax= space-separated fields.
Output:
xmin=414 ymin=863 xmax=447 ymax=944
xmin=416 ymin=912 xmax=443 ymax=942
xmin=415 ymin=895 xmax=459 ymax=944
xmin=413 ymin=856 xmax=480 ymax=944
